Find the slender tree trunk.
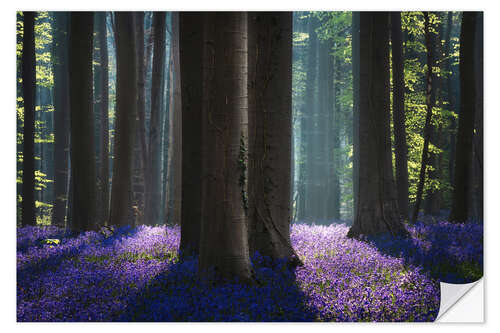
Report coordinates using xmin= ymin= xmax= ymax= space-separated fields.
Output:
xmin=171 ymin=12 xmax=182 ymax=226
xmin=109 ymin=12 xmax=138 ymax=227
xmin=449 ymin=12 xmax=477 ymax=223
xmin=69 ymin=12 xmax=97 ymax=231
xmin=352 ymin=12 xmax=360 ymax=223
xmin=198 ymin=12 xmax=255 ymax=283
xmin=390 ymin=12 xmax=409 ymax=220
xmin=144 ymin=12 xmax=166 ymax=225
xmin=21 ymin=12 xmax=36 ymax=227
xmin=411 ymin=12 xmax=437 ymax=223
xmin=247 ymin=12 xmax=301 ymax=266
xmin=347 ymin=12 xmax=406 ymax=238
xmin=445 ymin=12 xmax=457 ymax=188
xmin=332 ymin=55 xmax=341 ymax=220
xmin=179 ymin=12 xmax=203 ymax=256
xmin=51 ymin=12 xmax=70 ymax=228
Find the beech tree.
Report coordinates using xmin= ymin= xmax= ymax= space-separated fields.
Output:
xmin=21 ymin=11 xmax=36 ymax=227
xmin=348 ymin=12 xmax=406 ymax=238
xmin=109 ymin=12 xmax=138 ymax=227
xmin=69 ymin=12 xmax=97 ymax=231
xmin=449 ymin=12 xmax=477 ymax=223
xmin=247 ymin=12 xmax=300 ymax=266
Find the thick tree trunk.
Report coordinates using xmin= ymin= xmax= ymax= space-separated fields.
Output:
xmin=352 ymin=12 xmax=360 ymax=223
xmin=390 ymin=12 xmax=409 ymax=220
xmin=21 ymin=12 xmax=36 ymax=227
xmin=347 ymin=12 xmax=405 ymax=238
xmin=69 ymin=12 xmax=97 ymax=231
xmin=473 ymin=12 xmax=483 ymax=222
xmin=51 ymin=12 xmax=70 ymax=228
xmin=411 ymin=12 xmax=437 ymax=223
xmin=179 ymin=12 xmax=204 ymax=256
xmin=198 ymin=12 xmax=255 ymax=283
xmin=247 ymin=12 xmax=301 ymax=266
xmin=109 ymin=12 xmax=138 ymax=227
xmin=144 ymin=12 xmax=166 ymax=225
xmin=449 ymin=12 xmax=478 ymax=223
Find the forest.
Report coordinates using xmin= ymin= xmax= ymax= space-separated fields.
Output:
xmin=16 ymin=11 xmax=483 ymax=322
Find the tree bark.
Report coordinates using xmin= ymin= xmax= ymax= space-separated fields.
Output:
xmin=21 ymin=11 xmax=36 ymax=227
xmin=247 ymin=12 xmax=301 ymax=266
xmin=145 ymin=12 xmax=166 ymax=225
xmin=352 ymin=12 xmax=360 ymax=223
xmin=411 ymin=12 xmax=437 ymax=223
xmin=473 ymin=12 xmax=483 ymax=222
xmin=69 ymin=12 xmax=97 ymax=231
xmin=198 ymin=12 xmax=255 ymax=283
xmin=109 ymin=12 xmax=138 ymax=227
xmin=390 ymin=12 xmax=409 ymax=220
xmin=51 ymin=12 xmax=70 ymax=228
xmin=449 ymin=12 xmax=478 ymax=223
xmin=179 ymin=12 xmax=204 ymax=256
xmin=347 ymin=12 xmax=406 ymax=238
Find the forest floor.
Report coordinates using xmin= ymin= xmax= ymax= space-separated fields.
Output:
xmin=17 ymin=219 xmax=482 ymax=322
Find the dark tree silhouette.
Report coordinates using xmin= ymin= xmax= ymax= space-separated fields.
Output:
xmin=449 ymin=12 xmax=478 ymax=223
xmin=352 ymin=11 xmax=360 ymax=220
xmin=348 ymin=12 xmax=406 ymax=238
xmin=69 ymin=12 xmax=97 ymax=231
xmin=21 ymin=11 xmax=36 ymax=227
xmin=109 ymin=12 xmax=138 ymax=227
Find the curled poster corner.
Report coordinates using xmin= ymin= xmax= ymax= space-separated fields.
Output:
xmin=436 ymin=278 xmax=484 ymax=322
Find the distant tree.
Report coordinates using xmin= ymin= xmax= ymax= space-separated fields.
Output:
xmin=179 ymin=12 xmax=203 ymax=256
xmin=145 ymin=12 xmax=166 ymax=226
xmin=390 ymin=12 xmax=409 ymax=220
xmin=21 ymin=11 xmax=36 ymax=227
xmin=412 ymin=12 xmax=437 ymax=222
xmin=449 ymin=12 xmax=478 ymax=223
xmin=198 ymin=12 xmax=255 ymax=283
xmin=247 ymin=12 xmax=301 ymax=266
xmin=69 ymin=12 xmax=97 ymax=231
xmin=109 ymin=12 xmax=138 ymax=227
xmin=348 ymin=12 xmax=406 ymax=238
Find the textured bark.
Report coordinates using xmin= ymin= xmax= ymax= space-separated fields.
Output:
xmin=449 ymin=13 xmax=477 ymax=223
xmin=347 ymin=12 xmax=406 ymax=238
xmin=198 ymin=12 xmax=255 ymax=283
xmin=390 ymin=12 xmax=409 ymax=220
xmin=179 ymin=12 xmax=203 ymax=256
xmin=94 ymin=12 xmax=110 ymax=226
xmin=109 ymin=12 xmax=137 ymax=227
xmin=144 ymin=12 xmax=166 ymax=225
xmin=352 ymin=12 xmax=360 ymax=222
xmin=411 ymin=12 xmax=437 ymax=223
xmin=21 ymin=12 xmax=36 ymax=227
xmin=69 ymin=12 xmax=97 ymax=231
xmin=247 ymin=12 xmax=301 ymax=266
xmin=51 ymin=12 xmax=70 ymax=228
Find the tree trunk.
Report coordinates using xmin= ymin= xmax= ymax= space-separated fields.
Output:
xmin=390 ymin=12 xmax=409 ymax=220
xmin=247 ymin=12 xmax=301 ymax=266
xmin=179 ymin=12 xmax=204 ymax=256
xmin=144 ymin=12 xmax=166 ymax=226
xmin=69 ymin=12 xmax=97 ymax=231
xmin=347 ymin=12 xmax=405 ymax=238
xmin=109 ymin=12 xmax=138 ymax=227
xmin=411 ymin=12 xmax=437 ymax=223
xmin=198 ymin=12 xmax=255 ymax=283
xmin=352 ymin=12 xmax=360 ymax=223
xmin=21 ymin=11 xmax=36 ymax=227
xmin=444 ymin=12 xmax=457 ymax=188
xmin=449 ymin=12 xmax=477 ymax=223
xmin=473 ymin=12 xmax=483 ymax=222
xmin=94 ymin=12 xmax=110 ymax=226
xmin=51 ymin=12 xmax=70 ymax=228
